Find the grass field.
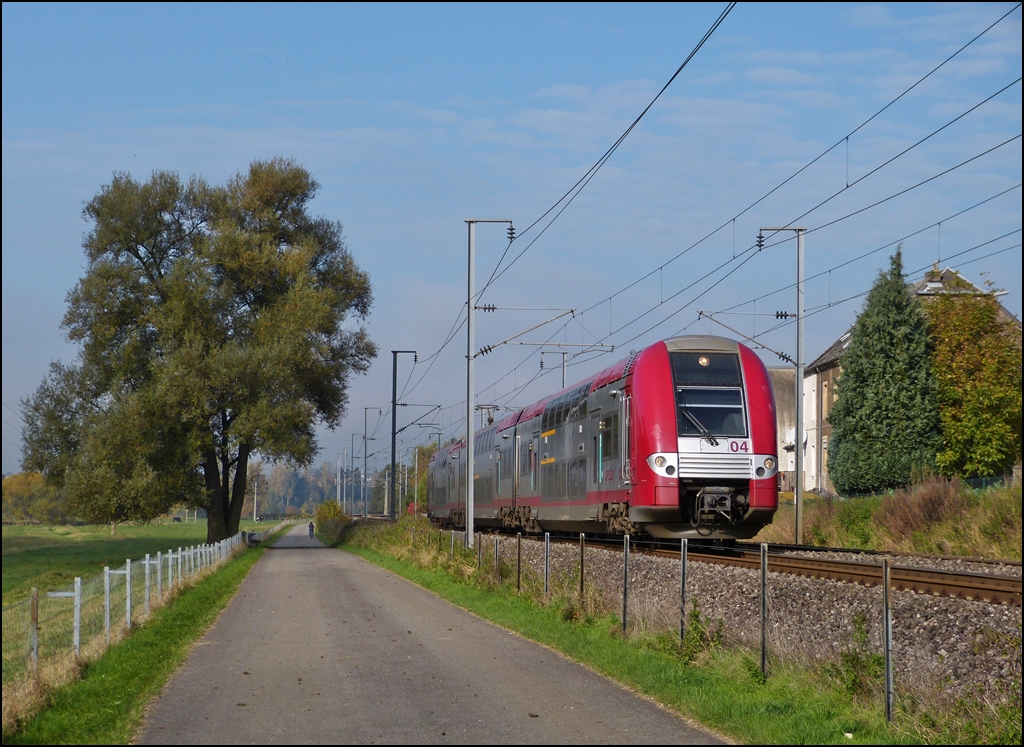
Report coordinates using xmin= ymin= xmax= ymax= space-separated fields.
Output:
xmin=2 ymin=520 xmax=265 ymax=605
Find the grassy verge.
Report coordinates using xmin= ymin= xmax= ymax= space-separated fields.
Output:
xmin=335 ymin=520 xmax=1020 ymax=745
xmin=2 ymin=520 xmax=267 ymax=605
xmin=754 ymin=478 xmax=1021 ymax=559
xmin=4 ymin=525 xmax=288 ymax=745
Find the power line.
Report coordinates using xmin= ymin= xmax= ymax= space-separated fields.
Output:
xmin=479 ymin=2 xmax=738 ymax=297
xmin=564 ymin=6 xmax=1021 ymax=321
xmin=391 ymin=4 xmax=1022 ymax=428
xmin=713 ymin=185 xmax=1023 ymax=316
xmin=398 ymin=3 xmax=739 ymax=406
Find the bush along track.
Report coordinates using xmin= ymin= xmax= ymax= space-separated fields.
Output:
xmin=336 ymin=519 xmax=1022 ymax=746
xmin=4 ymin=525 xmax=290 ymax=745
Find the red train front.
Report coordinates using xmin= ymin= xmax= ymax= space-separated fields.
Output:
xmin=428 ymin=335 xmax=778 ymax=539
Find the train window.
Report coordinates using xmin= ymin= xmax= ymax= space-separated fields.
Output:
xmin=600 ymin=415 xmax=619 ymax=460
xmin=671 ymin=352 xmax=742 ymax=387
xmin=676 ymin=387 xmax=747 ymax=437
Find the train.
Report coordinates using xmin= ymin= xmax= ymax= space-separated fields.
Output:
xmin=427 ymin=335 xmax=778 ymax=539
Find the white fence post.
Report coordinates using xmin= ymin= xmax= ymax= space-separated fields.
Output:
xmin=125 ymin=559 xmax=132 ymax=630
xmin=144 ymin=554 xmax=151 ymax=616
xmin=29 ymin=588 xmax=39 ymax=672
xmin=104 ymin=566 xmax=111 ymax=644
xmin=156 ymin=551 xmax=163 ymax=599
xmin=73 ymin=577 xmax=81 ymax=657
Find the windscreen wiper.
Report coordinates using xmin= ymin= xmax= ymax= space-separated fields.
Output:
xmin=682 ymin=408 xmax=719 ymax=447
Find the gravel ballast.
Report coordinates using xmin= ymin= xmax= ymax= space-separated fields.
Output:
xmin=474 ymin=533 xmax=1022 ymax=708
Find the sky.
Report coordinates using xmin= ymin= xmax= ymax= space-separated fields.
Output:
xmin=3 ymin=2 xmax=1021 ymax=476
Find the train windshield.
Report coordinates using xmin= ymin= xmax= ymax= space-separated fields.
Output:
xmin=671 ymin=352 xmax=747 ymax=438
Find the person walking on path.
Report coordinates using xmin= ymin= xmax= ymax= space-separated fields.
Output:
xmin=308 ymin=522 xmax=314 ymax=538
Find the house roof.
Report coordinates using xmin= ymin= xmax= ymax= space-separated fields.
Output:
xmin=805 ymin=263 xmax=1020 ymax=376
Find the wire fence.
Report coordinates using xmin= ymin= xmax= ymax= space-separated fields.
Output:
xmin=2 ymin=520 xmax=291 ymax=727
xmin=413 ymin=528 xmax=1021 ymax=726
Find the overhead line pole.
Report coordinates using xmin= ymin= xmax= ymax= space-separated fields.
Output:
xmin=391 ymin=350 xmax=417 ymax=522
xmin=466 ymin=219 xmax=513 ymax=549
xmin=364 ymin=407 xmax=380 ymax=519
xmin=760 ymin=226 xmax=806 ymax=545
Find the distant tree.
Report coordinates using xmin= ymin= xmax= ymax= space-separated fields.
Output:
xmin=1 ymin=472 xmax=70 ymax=524
xmin=926 ymin=285 xmax=1022 ymax=477
xmin=22 ymin=159 xmax=376 ymax=540
xmin=828 ymin=249 xmax=941 ymax=494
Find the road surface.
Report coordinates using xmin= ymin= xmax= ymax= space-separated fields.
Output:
xmin=136 ymin=524 xmax=724 ymax=744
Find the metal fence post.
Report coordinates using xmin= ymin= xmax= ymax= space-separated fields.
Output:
xmin=579 ymin=533 xmax=585 ymax=599
xmin=883 ymin=557 xmax=894 ymax=722
xmin=157 ymin=551 xmax=163 ymax=599
xmin=680 ymin=538 xmax=688 ymax=644
xmin=516 ymin=532 xmax=522 ymax=592
xmin=144 ymin=554 xmax=151 ymax=616
xmin=29 ymin=587 xmax=39 ymax=672
xmin=104 ymin=566 xmax=111 ymax=644
xmin=544 ymin=532 xmax=550 ymax=597
xmin=622 ymin=535 xmax=630 ymax=635
xmin=477 ymin=534 xmax=482 ymax=569
xmin=760 ymin=543 xmax=768 ymax=678
xmin=125 ymin=559 xmax=132 ymax=630
xmin=450 ymin=530 xmax=454 ymax=558
xmin=178 ymin=547 xmax=183 ymax=586
xmin=73 ymin=577 xmax=81 ymax=657
xmin=494 ymin=536 xmax=500 ymax=581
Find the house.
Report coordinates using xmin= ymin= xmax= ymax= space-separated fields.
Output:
xmin=798 ymin=263 xmax=1020 ymax=495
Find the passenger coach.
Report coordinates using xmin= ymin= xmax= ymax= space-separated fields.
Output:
xmin=427 ymin=335 xmax=778 ymax=539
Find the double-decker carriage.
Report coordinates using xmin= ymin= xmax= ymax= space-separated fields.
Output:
xmin=428 ymin=335 xmax=778 ymax=539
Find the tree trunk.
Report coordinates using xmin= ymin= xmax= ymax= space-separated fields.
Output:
xmin=225 ymin=444 xmax=250 ymax=537
xmin=204 ymin=450 xmax=228 ymax=543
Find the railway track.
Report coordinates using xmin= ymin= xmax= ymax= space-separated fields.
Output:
xmin=547 ymin=535 xmax=1023 ymax=606
xmin=679 ymin=547 xmax=1022 ymax=605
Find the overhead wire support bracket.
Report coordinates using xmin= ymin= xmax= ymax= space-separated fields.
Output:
xmin=475 ymin=309 xmax=576 ymax=358
xmin=698 ymin=312 xmax=793 ymax=364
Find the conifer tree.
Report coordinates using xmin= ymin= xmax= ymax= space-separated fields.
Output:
xmin=827 ymin=249 xmax=941 ymax=494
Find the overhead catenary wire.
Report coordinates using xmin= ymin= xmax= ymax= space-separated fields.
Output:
xmin=479 ymin=2 xmax=738 ymax=298
xmin=378 ymin=5 xmax=1022 ymax=443
xmin=456 ymin=35 xmax=1023 ymax=406
xmin=396 ymin=2 xmax=739 ymax=407
xmin=711 ymin=186 xmax=1023 ymax=318
xmin=533 ymin=5 xmax=1023 ymax=328
xmin=393 ymin=4 xmax=1020 ymax=412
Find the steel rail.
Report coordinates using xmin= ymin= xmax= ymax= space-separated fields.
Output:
xmin=539 ymin=534 xmax=1021 ymax=606
xmin=661 ymin=547 xmax=1022 ymax=606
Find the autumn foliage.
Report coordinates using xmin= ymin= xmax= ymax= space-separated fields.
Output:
xmin=927 ymin=288 xmax=1022 ymax=477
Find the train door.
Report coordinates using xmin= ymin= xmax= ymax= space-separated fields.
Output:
xmin=531 ymin=432 xmax=540 ymax=493
xmin=620 ymin=393 xmax=632 ymax=483
xmin=513 ymin=433 xmax=520 ymax=507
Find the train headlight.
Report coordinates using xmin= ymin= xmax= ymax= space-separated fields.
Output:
xmin=763 ymin=457 xmax=775 ymax=471
xmin=654 ymin=455 xmax=667 ymax=468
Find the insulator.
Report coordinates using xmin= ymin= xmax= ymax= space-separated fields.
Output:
xmin=756 ymin=232 xmax=764 ymax=250
xmin=507 ymin=225 xmax=516 ymax=241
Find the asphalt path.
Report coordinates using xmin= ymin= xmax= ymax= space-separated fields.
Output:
xmin=136 ymin=524 xmax=724 ymax=744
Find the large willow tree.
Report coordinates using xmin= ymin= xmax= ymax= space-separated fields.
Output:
xmin=22 ymin=159 xmax=376 ymax=540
